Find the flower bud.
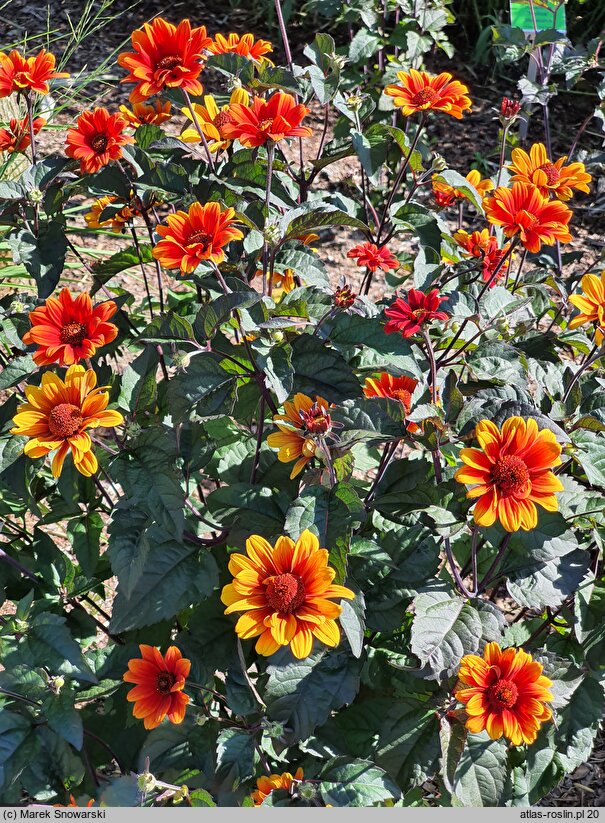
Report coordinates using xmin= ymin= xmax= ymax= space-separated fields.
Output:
xmin=124 ymin=419 xmax=141 ymax=439
xmin=9 ymin=300 xmax=25 ymax=314
xmin=29 ymin=187 xmax=43 ymax=204
xmin=431 ymin=153 xmax=448 ymax=173
xmin=48 ymin=675 xmax=65 ymax=694
xmin=333 ymin=283 xmax=357 ymax=310
xmin=263 ymin=221 xmax=281 ymax=247
xmin=500 ymin=97 xmax=521 ymax=121
xmin=264 ymin=720 xmax=284 ymax=738
xmin=345 ymin=94 xmax=363 ymax=113
xmin=172 ymin=785 xmax=189 ymax=805
xmin=137 ymin=771 xmax=156 ymax=793
xmin=297 ymin=782 xmax=316 ymax=801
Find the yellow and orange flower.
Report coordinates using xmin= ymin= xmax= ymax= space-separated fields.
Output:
xmin=432 ymin=170 xmax=493 ymax=204
xmin=253 ymin=267 xmax=297 ymax=299
xmin=363 ymin=373 xmax=418 ymax=416
xmin=454 ymin=417 xmax=563 ymax=532
xmin=568 ymin=270 xmax=605 ymax=344
xmin=209 ymin=32 xmax=273 ymax=64
xmin=84 ymin=195 xmax=138 ymax=233
xmin=484 ymin=182 xmax=572 ymax=254
xmin=508 ymin=142 xmax=591 ymax=202
xmin=0 ymin=48 xmax=68 ymax=97
xmin=453 ymin=228 xmax=511 ymax=285
xmin=65 ymin=107 xmax=133 ymax=175
xmin=384 ymin=69 xmax=471 ymax=119
xmin=117 ymin=17 xmax=211 ymax=103
xmin=123 ymin=645 xmax=190 ymax=730
xmin=22 ymin=287 xmax=118 ymax=366
xmin=251 ymin=768 xmax=304 ymax=805
xmin=180 ymin=88 xmax=249 ymax=153
xmin=267 ymin=392 xmax=332 ymax=479
xmin=0 ymin=115 xmax=45 ymax=153
xmin=11 ymin=366 xmax=123 ymax=478
xmin=222 ymin=92 xmax=312 ymax=147
xmin=454 ymin=642 xmax=553 ymax=746
xmin=119 ymin=100 xmax=172 ymax=128
xmin=221 ymin=530 xmax=354 ymax=658
xmin=152 ymin=201 xmax=243 ymax=273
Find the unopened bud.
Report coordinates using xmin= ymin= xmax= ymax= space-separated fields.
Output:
xmin=345 ymin=94 xmax=363 ymax=113
xmin=124 ymin=419 xmax=141 ymax=439
xmin=263 ymin=221 xmax=281 ymax=247
xmin=29 ymin=187 xmax=43 ymax=204
xmin=172 ymin=785 xmax=189 ymax=805
xmin=137 ymin=772 xmax=156 ymax=793
xmin=298 ymin=783 xmax=316 ymax=801
xmin=264 ymin=721 xmax=284 ymax=738
xmin=333 ymin=283 xmax=357 ymax=310
xmin=9 ymin=300 xmax=25 ymax=314
xmin=48 ymin=675 xmax=65 ymax=694
xmin=500 ymin=97 xmax=521 ymax=121
xmin=172 ymin=352 xmax=190 ymax=372
xmin=431 ymin=154 xmax=448 ymax=173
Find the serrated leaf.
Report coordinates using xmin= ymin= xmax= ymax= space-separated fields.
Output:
xmin=318 ymin=757 xmax=400 ymax=806
xmin=452 ymin=732 xmax=507 ymax=807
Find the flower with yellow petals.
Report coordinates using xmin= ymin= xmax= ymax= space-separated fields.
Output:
xmin=181 ymin=88 xmax=249 ymax=153
xmin=251 ymin=769 xmax=303 ymax=805
xmin=508 ymin=142 xmax=591 ymax=201
xmin=568 ymin=270 xmax=605 ymax=343
xmin=11 ymin=366 xmax=123 ymax=477
xmin=221 ymin=530 xmax=354 ymax=658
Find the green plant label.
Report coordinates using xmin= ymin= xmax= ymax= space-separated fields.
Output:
xmin=510 ymin=0 xmax=567 ymax=33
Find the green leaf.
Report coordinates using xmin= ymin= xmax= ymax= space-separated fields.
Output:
xmin=506 ymin=548 xmax=590 ymax=609
xmin=555 ymin=674 xmax=604 ymax=773
xmin=411 ymin=582 xmax=505 ymax=681
xmin=176 ymin=597 xmax=238 ymax=685
xmin=67 ymin=513 xmax=103 ymax=579
xmin=339 ymin=593 xmax=366 ymax=658
xmin=291 ymin=335 xmax=362 ymax=403
xmin=108 ymin=509 xmax=218 ymax=633
xmin=91 ymin=244 xmax=153 ymax=294
xmin=452 ymin=732 xmax=507 ymax=807
xmin=328 ymin=313 xmax=421 ymax=377
xmin=318 ymin=757 xmax=400 ymax=806
xmin=5 ymin=612 xmax=96 ymax=683
xmin=161 ymin=353 xmax=238 ymax=421
xmin=376 ymin=699 xmax=440 ymax=790
xmin=207 ymin=483 xmax=290 ymax=536
xmin=117 ymin=344 xmax=160 ymax=414
xmin=6 ymin=222 xmax=67 ymax=298
xmin=194 ymin=292 xmax=262 ymax=341
xmin=215 ymin=729 xmax=255 ymax=788
xmin=280 ymin=204 xmax=368 ymax=240
xmin=140 ymin=312 xmax=194 ymax=343
xmin=0 ymin=354 xmax=36 ymax=390
xmin=570 ymin=429 xmax=605 ymax=488
xmin=43 ymin=689 xmax=83 ymax=750
xmin=0 ymin=713 xmax=37 ymax=794
xmin=433 ymin=169 xmax=484 ymax=214
xmin=255 ymin=342 xmax=294 ymax=405
xmin=265 ymin=647 xmax=361 ymax=743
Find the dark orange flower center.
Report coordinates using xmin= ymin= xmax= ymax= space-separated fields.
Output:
xmin=156 ymin=671 xmax=176 ymax=694
xmin=91 ymin=133 xmax=109 ymax=153
xmin=300 ymin=405 xmax=331 ymax=434
xmin=539 ymin=162 xmax=560 ymax=185
xmin=13 ymin=71 xmax=29 ymax=87
xmin=491 ymin=454 xmax=530 ymax=495
xmin=187 ymin=229 xmax=213 ymax=250
xmin=60 ymin=322 xmax=87 ymax=345
xmin=258 ymin=118 xmax=274 ymax=132
xmin=514 ymin=209 xmax=539 ymax=228
xmin=48 ymin=403 xmax=83 ymax=439
xmin=488 ymin=678 xmax=519 ymax=709
xmin=214 ymin=110 xmax=233 ymax=135
xmin=156 ymin=54 xmax=182 ymax=71
xmin=265 ymin=572 xmax=305 ymax=614
xmin=391 ymin=388 xmax=412 ymax=412
xmin=412 ymin=86 xmax=439 ymax=106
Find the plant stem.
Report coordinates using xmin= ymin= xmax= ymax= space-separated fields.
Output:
xmin=129 ymin=225 xmax=155 ymax=320
xmin=0 ymin=547 xmax=40 ymax=583
xmin=477 ymin=533 xmax=512 ymax=593
xmin=250 ymin=397 xmax=266 ymax=484
xmin=138 ymin=204 xmax=165 ymax=314
xmin=182 ymin=89 xmax=215 ymax=170
xmin=470 ymin=525 xmax=479 ymax=595
xmin=262 ymin=143 xmax=275 ymax=296
xmin=237 ymin=638 xmax=266 ymax=710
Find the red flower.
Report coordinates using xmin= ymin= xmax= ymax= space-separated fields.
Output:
xmin=117 ymin=18 xmax=211 ymax=103
xmin=0 ymin=115 xmax=45 ymax=153
xmin=221 ymin=92 xmax=312 ymax=147
xmin=22 ymin=288 xmax=118 ymax=367
xmin=0 ymin=49 xmax=68 ymax=97
xmin=384 ymin=289 xmax=449 ymax=338
xmin=500 ymin=97 xmax=521 ymax=121
xmin=208 ymin=33 xmax=273 ymax=64
xmin=123 ymin=645 xmax=190 ymax=730
xmin=333 ymin=284 xmax=357 ymax=309
xmin=65 ymin=107 xmax=134 ymax=174
xmin=454 ymin=229 xmax=511 ymax=286
xmin=347 ymin=243 xmax=398 ymax=273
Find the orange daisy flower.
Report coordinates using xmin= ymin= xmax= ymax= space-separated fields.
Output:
xmin=453 ymin=229 xmax=511 ymax=285
xmin=454 ymin=642 xmax=553 ymax=746
xmin=221 ymin=530 xmax=354 ymax=658
xmin=0 ymin=48 xmax=68 ymax=97
xmin=65 ymin=107 xmax=133 ymax=175
xmin=152 ymin=201 xmax=244 ymax=273
xmin=266 ymin=392 xmax=332 ymax=479
xmin=454 ymin=417 xmax=563 ymax=532
xmin=123 ymin=645 xmax=190 ymax=730
xmin=508 ymin=142 xmax=591 ymax=202
xmin=251 ymin=768 xmax=304 ymax=805
xmin=180 ymin=88 xmax=249 ymax=153
xmin=253 ymin=267 xmax=297 ymax=298
xmin=119 ymin=100 xmax=172 ymax=128
xmin=209 ymin=32 xmax=273 ymax=64
xmin=22 ymin=287 xmax=118 ymax=366
xmin=0 ymin=115 xmax=45 ymax=153
xmin=483 ymin=182 xmax=572 ymax=254
xmin=384 ymin=69 xmax=471 ymax=119
xmin=363 ymin=373 xmax=418 ymax=416
xmin=84 ymin=195 xmax=139 ymax=233
xmin=117 ymin=17 xmax=211 ymax=104
xmin=568 ymin=270 xmax=605 ymax=344
xmin=221 ymin=92 xmax=312 ymax=147
xmin=11 ymin=366 xmax=124 ymax=478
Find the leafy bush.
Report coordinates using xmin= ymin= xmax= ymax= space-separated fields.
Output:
xmin=0 ymin=0 xmax=603 ymax=809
